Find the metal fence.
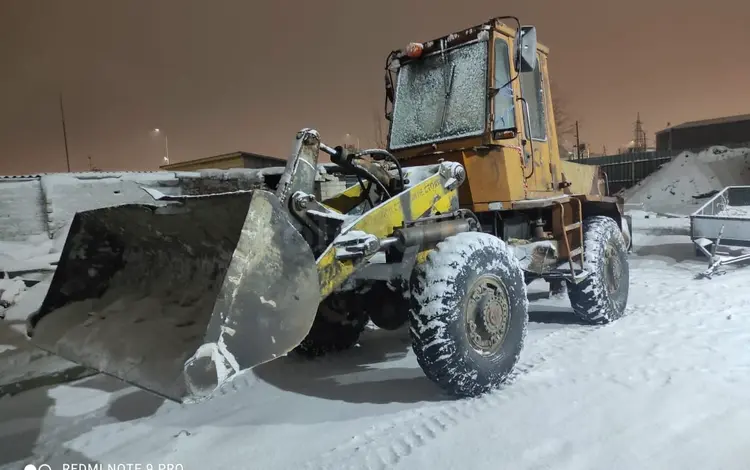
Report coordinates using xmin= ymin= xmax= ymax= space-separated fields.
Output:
xmin=576 ymin=150 xmax=676 ymax=194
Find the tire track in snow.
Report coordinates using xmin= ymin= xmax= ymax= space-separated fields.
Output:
xmin=303 ymin=323 xmax=601 ymax=470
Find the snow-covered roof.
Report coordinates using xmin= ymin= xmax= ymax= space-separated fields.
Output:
xmin=658 ymin=113 xmax=750 ymax=133
xmin=0 ymin=173 xmax=47 ymax=179
xmin=0 ymin=171 xmax=178 ymax=181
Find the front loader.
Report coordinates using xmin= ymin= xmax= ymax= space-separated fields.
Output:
xmin=27 ymin=15 xmax=631 ymax=403
xmin=27 ymin=128 xmax=506 ymax=402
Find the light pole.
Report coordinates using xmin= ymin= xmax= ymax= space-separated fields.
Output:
xmin=151 ymin=128 xmax=169 ymax=165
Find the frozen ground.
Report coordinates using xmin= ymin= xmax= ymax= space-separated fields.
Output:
xmin=0 ymin=227 xmax=95 ymax=400
xmin=3 ymin=210 xmax=750 ymax=470
xmin=1 ymin=229 xmax=63 ymax=332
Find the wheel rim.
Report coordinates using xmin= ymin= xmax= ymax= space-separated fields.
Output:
xmin=464 ymin=274 xmax=511 ymax=356
xmin=603 ymin=242 xmax=623 ymax=295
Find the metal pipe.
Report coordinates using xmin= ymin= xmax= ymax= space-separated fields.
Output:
xmin=393 ymin=219 xmax=473 ymax=249
xmin=517 ymin=96 xmax=535 ymax=181
xmin=320 ymin=143 xmax=337 ymax=156
xmin=379 ymin=237 xmax=400 ymax=250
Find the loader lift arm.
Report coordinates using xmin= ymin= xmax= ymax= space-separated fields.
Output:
xmin=270 ymin=130 xmax=476 ymax=298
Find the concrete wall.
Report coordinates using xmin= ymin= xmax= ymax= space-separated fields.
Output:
xmin=0 ymin=169 xmax=346 ymax=241
xmin=0 ymin=178 xmax=47 ymax=241
xmin=0 ymin=172 xmax=184 ymax=241
xmin=41 ymin=173 xmax=190 ymax=237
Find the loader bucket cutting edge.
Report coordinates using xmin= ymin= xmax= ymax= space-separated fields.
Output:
xmin=27 ymin=189 xmax=321 ymax=403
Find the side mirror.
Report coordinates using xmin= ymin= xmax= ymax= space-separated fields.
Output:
xmin=514 ymin=26 xmax=538 ymax=72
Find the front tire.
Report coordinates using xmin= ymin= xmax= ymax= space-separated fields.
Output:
xmin=358 ymin=280 xmax=410 ymax=331
xmin=294 ymin=294 xmax=368 ymax=357
xmin=410 ymin=232 xmax=529 ymax=398
xmin=567 ymin=216 xmax=630 ymax=324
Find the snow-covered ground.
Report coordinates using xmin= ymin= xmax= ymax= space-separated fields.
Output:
xmin=3 ymin=209 xmax=750 ymax=470
xmin=1 ymin=228 xmax=64 ymax=330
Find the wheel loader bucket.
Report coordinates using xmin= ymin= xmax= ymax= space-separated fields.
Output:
xmin=26 ymin=189 xmax=321 ymax=403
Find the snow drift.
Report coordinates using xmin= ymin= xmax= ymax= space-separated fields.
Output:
xmin=623 ymin=146 xmax=750 ymax=214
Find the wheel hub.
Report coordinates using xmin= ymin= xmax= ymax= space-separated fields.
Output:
xmin=465 ymin=276 xmax=510 ymax=355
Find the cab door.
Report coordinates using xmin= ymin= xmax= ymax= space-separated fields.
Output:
xmin=518 ymin=51 xmax=554 ymax=194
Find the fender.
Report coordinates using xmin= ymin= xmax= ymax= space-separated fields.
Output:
xmin=621 ymin=214 xmax=633 ymax=253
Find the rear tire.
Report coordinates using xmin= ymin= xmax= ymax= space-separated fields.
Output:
xmin=410 ymin=232 xmax=529 ymax=398
xmin=567 ymin=216 xmax=630 ymax=324
xmin=294 ymin=294 xmax=368 ymax=357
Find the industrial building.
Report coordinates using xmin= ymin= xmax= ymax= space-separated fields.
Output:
xmin=158 ymin=150 xmax=356 ymax=200
xmin=160 ymin=151 xmax=286 ymax=171
xmin=655 ymin=113 xmax=750 ymax=152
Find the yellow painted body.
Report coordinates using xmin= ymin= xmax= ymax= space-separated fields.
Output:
xmin=388 ymin=20 xmax=616 ymax=212
xmin=317 ymin=166 xmax=458 ymax=298
xmin=559 ymin=159 xmax=607 ymax=198
xmin=309 ymin=19 xmax=624 ymax=301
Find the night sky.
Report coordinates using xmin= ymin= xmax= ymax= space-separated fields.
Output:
xmin=1 ymin=0 xmax=748 ymax=175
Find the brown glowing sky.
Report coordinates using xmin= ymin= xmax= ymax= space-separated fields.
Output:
xmin=1 ymin=0 xmax=749 ymax=175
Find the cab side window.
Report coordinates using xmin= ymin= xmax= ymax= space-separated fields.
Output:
xmin=519 ymin=54 xmax=547 ymax=141
xmin=493 ymin=39 xmax=515 ymax=131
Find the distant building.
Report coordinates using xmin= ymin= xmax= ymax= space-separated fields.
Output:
xmin=160 ymin=151 xmax=286 ymax=171
xmin=158 ymin=150 xmax=357 ymax=200
xmin=655 ymin=113 xmax=750 ymax=152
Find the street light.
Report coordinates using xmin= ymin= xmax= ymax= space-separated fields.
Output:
xmin=151 ymin=128 xmax=169 ymax=165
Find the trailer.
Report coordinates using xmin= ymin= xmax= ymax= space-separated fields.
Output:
xmin=690 ymin=185 xmax=750 ymax=277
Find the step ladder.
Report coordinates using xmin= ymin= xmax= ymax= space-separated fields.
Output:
xmin=554 ymin=198 xmax=587 ymax=283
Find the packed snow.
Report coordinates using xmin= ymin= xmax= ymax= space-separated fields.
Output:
xmin=2 ymin=208 xmax=750 ymax=469
xmin=0 ymin=229 xmax=63 ymax=323
xmin=717 ymin=204 xmax=750 ymax=218
xmin=623 ymin=145 xmax=750 ymax=214
xmin=0 ymin=228 xmax=97 ymax=402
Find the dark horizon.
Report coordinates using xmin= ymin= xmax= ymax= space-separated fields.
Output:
xmin=1 ymin=0 xmax=749 ymax=175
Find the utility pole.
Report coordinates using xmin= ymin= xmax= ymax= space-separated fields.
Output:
xmin=633 ymin=112 xmax=647 ymax=152
xmin=575 ymin=120 xmax=581 ymax=161
xmin=59 ymin=92 xmax=71 ymax=172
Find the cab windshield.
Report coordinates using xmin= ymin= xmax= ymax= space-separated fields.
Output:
xmin=389 ymin=40 xmax=488 ymax=150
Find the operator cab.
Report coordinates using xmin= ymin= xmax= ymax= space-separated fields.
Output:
xmin=384 ymin=17 xmax=542 ymax=157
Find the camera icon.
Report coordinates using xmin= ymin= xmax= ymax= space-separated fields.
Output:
xmin=24 ymin=464 xmax=52 ymax=470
